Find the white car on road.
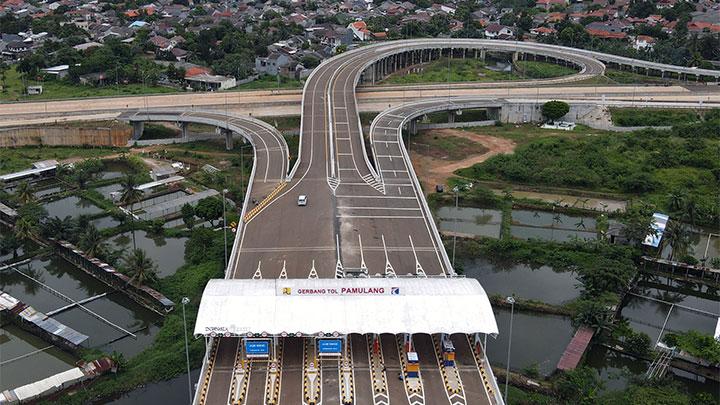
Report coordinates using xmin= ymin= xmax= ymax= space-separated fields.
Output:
xmin=297 ymin=195 xmax=308 ymax=206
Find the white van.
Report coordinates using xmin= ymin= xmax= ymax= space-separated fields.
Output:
xmin=297 ymin=195 xmax=308 ymax=206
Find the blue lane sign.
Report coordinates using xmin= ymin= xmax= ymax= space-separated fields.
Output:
xmin=318 ymin=339 xmax=342 ymax=356
xmin=245 ymin=339 xmax=270 ymax=357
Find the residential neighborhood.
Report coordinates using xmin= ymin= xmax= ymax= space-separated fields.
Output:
xmin=0 ymin=0 xmax=718 ymax=95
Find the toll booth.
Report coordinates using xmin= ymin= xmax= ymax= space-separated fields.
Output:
xmin=406 ymin=351 xmax=419 ymax=378
xmin=441 ymin=336 xmax=456 ymax=367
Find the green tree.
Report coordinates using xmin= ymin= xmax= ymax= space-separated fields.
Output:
xmin=0 ymin=232 xmax=22 ymax=259
xmin=181 ymin=203 xmax=196 ymax=229
xmin=658 ymin=220 xmax=692 ymax=261
xmin=624 ymin=331 xmax=651 ymax=356
xmin=554 ymin=366 xmax=604 ymax=404
xmin=541 ymin=100 xmax=570 ymax=122
xmin=79 ymin=225 xmax=106 ymax=258
xmin=14 ymin=181 xmax=35 ymax=204
xmin=195 ymin=197 xmax=223 ymax=227
xmin=620 ymin=201 xmax=655 ymax=246
xmin=120 ymin=174 xmax=144 ymax=250
xmin=121 ymin=248 xmax=159 ymax=286
xmin=42 ymin=216 xmax=76 ymax=241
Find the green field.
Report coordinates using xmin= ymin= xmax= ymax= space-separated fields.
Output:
xmin=0 ymin=67 xmax=176 ymax=102
xmin=609 ymin=107 xmax=703 ymax=126
xmin=234 ymin=75 xmax=303 ymax=90
xmin=382 ymin=58 xmax=577 ymax=85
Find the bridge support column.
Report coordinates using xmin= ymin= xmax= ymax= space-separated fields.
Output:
xmin=480 ymin=49 xmax=486 ymax=61
xmin=448 ymin=111 xmax=456 ymax=123
xmin=408 ymin=118 xmax=418 ymax=135
xmin=223 ymin=128 xmax=233 ymax=150
xmin=512 ymin=52 xmax=519 ymax=62
xmin=180 ymin=122 xmax=189 ymax=140
xmin=132 ymin=121 xmax=144 ymax=140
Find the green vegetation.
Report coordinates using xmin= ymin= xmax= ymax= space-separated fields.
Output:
xmin=604 ymin=68 xmax=680 ymax=85
xmin=0 ymin=66 xmax=175 ymax=102
xmin=542 ymin=100 xmax=570 ymax=122
xmin=506 ymin=385 xmax=555 ymax=404
xmin=260 ymin=115 xmax=301 ymax=131
xmin=609 ymin=108 xmax=705 ymax=127
xmin=412 ymin=131 xmax=489 ymax=160
xmin=663 ymin=330 xmax=720 ymax=364
xmin=233 ymin=75 xmax=303 ymax=90
xmin=456 ymin=122 xmax=719 ymax=227
xmin=0 ymin=146 xmax=123 ymax=175
xmin=515 ymin=61 xmax=577 ymax=79
xmin=141 ymin=124 xmax=180 ymax=140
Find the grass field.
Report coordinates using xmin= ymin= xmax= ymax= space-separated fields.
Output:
xmin=0 ymin=67 xmax=176 ymax=101
xmin=234 ymin=75 xmax=303 ymax=90
xmin=0 ymin=146 xmax=123 ymax=175
xmin=382 ymin=58 xmax=577 ymax=85
xmin=609 ymin=107 xmax=702 ymax=126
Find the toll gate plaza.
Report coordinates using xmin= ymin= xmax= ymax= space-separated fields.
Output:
xmin=194 ymin=278 xmax=503 ymax=405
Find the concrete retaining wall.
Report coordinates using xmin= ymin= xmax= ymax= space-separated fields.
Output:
xmin=417 ymin=120 xmax=496 ymax=129
xmin=0 ymin=126 xmax=131 ymax=147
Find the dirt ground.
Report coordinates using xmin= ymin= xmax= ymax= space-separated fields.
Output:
xmin=409 ymin=128 xmax=516 ymax=194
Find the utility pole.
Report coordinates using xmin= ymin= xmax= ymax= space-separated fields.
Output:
xmin=181 ymin=297 xmax=192 ymax=404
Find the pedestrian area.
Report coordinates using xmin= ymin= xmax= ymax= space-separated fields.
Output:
xmin=193 ymin=278 xmax=504 ymax=405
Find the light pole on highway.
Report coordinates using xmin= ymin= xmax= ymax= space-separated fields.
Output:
xmin=222 ymin=188 xmax=229 ymax=271
xmin=452 ymin=186 xmax=459 ymax=268
xmin=504 ymin=295 xmax=516 ymax=404
xmin=181 ymin=296 xmax=192 ymax=404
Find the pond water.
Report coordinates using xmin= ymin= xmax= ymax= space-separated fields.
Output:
xmin=99 ymin=161 xmax=130 ymax=180
xmin=106 ymin=368 xmax=201 ymax=404
xmin=0 ymin=255 xmax=162 ymax=389
xmin=43 ymin=196 xmax=103 ymax=219
xmin=108 ymin=231 xmax=188 ymax=278
xmin=584 ymin=344 xmax=720 ymax=398
xmin=497 ymin=190 xmax=627 ymax=213
xmin=486 ymin=308 xmax=575 ymax=377
xmin=510 ymin=210 xmax=601 ymax=242
xmin=462 ymin=258 xmax=580 ymax=305
xmin=437 ymin=206 xmax=501 ymax=238
xmin=659 ymin=227 xmax=720 ymax=262
xmin=0 ymin=325 xmax=78 ymax=391
xmin=95 ymin=183 xmax=123 ymax=199
xmin=91 ymin=215 xmax=122 ymax=230
xmin=620 ymin=276 xmax=719 ymax=344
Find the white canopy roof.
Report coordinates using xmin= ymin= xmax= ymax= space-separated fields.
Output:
xmin=194 ymin=278 xmax=498 ymax=337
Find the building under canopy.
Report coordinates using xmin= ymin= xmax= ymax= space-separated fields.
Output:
xmin=193 ymin=278 xmax=498 ymax=337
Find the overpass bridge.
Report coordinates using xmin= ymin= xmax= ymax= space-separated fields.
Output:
xmin=109 ymin=39 xmax=720 ymax=405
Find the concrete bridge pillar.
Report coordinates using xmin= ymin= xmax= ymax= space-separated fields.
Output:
xmin=408 ymin=118 xmax=418 ymax=135
xmin=448 ymin=111 xmax=456 ymax=123
xmin=223 ymin=128 xmax=234 ymax=150
xmin=512 ymin=52 xmax=519 ymax=62
xmin=132 ymin=121 xmax=144 ymax=140
xmin=480 ymin=49 xmax=486 ymax=61
xmin=180 ymin=122 xmax=189 ymax=140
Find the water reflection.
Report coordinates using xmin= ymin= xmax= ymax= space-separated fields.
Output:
xmin=486 ymin=308 xmax=574 ymax=376
xmin=437 ymin=206 xmax=501 ymax=238
xmin=44 ymin=196 xmax=103 ymax=218
xmin=462 ymin=257 xmax=580 ymax=305
xmin=108 ymin=231 xmax=188 ymax=278
xmin=510 ymin=210 xmax=600 ymax=242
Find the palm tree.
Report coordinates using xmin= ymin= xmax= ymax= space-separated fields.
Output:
xmin=667 ymin=192 xmax=686 ymax=213
xmin=79 ymin=225 xmax=106 ymax=258
xmin=43 ymin=216 xmax=75 ymax=241
xmin=121 ymin=249 xmax=158 ymax=287
xmin=14 ymin=217 xmax=37 ymax=242
xmin=14 ymin=181 xmax=34 ymax=204
xmin=120 ymin=175 xmax=143 ymax=250
xmin=0 ymin=232 xmax=21 ymax=259
xmin=659 ymin=220 xmax=692 ymax=262
xmin=682 ymin=198 xmax=702 ymax=227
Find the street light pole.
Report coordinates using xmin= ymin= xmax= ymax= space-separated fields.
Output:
xmin=222 ymin=189 xmax=228 ymax=271
xmin=504 ymin=296 xmax=515 ymax=404
xmin=181 ymin=297 xmax=192 ymax=404
xmin=452 ymin=186 xmax=459 ymax=268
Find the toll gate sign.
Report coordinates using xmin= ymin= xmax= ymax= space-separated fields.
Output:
xmin=245 ymin=339 xmax=270 ymax=358
xmin=318 ymin=339 xmax=342 ymax=356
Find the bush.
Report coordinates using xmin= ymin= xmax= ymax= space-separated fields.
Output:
xmin=541 ymin=100 xmax=570 ymax=121
xmin=554 ymin=366 xmax=603 ymax=404
xmin=663 ymin=330 xmax=720 ymax=364
xmin=624 ymin=331 xmax=651 ymax=356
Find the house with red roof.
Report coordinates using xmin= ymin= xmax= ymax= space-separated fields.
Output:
xmin=348 ymin=20 xmax=371 ymax=41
